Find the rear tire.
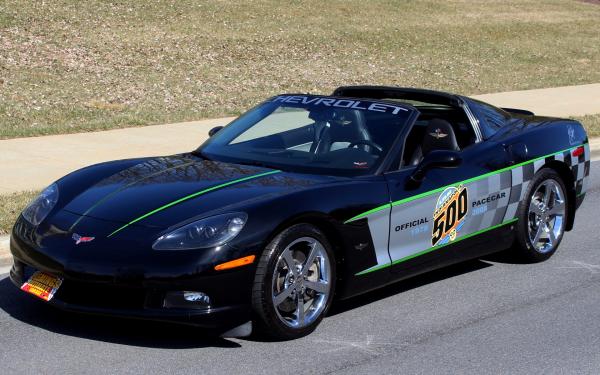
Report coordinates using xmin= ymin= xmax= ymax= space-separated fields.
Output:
xmin=513 ymin=168 xmax=568 ymax=262
xmin=252 ymin=223 xmax=336 ymax=340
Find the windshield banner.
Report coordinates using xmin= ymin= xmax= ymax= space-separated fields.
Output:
xmin=269 ymin=95 xmax=409 ymax=115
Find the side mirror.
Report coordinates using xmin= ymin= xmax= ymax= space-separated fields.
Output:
xmin=208 ymin=126 xmax=223 ymax=137
xmin=406 ymin=150 xmax=461 ymax=189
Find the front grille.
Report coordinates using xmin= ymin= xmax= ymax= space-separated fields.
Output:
xmin=55 ymin=279 xmax=148 ymax=310
xmin=21 ymin=264 xmax=149 ymax=310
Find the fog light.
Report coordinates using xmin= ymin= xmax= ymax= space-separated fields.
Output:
xmin=184 ymin=291 xmax=210 ymax=303
xmin=163 ymin=291 xmax=211 ymax=309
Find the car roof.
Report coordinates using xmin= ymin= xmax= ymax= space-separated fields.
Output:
xmin=332 ymin=86 xmax=462 ymax=107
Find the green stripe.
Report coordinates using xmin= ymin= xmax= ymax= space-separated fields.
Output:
xmin=356 ymin=218 xmax=518 ymax=276
xmin=107 ymin=170 xmax=281 ymax=237
xmin=345 ymin=145 xmax=581 ymax=224
xmin=344 ymin=203 xmax=390 ymax=224
xmin=70 ymin=160 xmax=198 ymax=231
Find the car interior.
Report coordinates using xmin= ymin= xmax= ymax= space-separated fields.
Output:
xmin=331 ymin=87 xmax=478 ymax=169
xmin=225 ymin=105 xmax=409 ymax=172
xmin=307 ymin=108 xmax=402 ymax=156
xmin=400 ymin=104 xmax=476 ymax=168
xmin=220 ymin=88 xmax=479 ymax=173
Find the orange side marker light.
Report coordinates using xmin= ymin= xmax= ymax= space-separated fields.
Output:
xmin=215 ymin=255 xmax=256 ymax=271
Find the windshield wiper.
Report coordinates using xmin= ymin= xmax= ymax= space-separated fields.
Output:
xmin=192 ymin=151 xmax=287 ymax=171
xmin=234 ymin=160 xmax=285 ymax=171
xmin=190 ymin=149 xmax=212 ymax=161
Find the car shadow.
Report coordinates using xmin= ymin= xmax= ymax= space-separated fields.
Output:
xmin=0 ymin=255 xmax=509 ymax=346
xmin=481 ymin=248 xmax=533 ymax=264
xmin=244 ymin=258 xmax=495 ymax=342
xmin=328 ymin=258 xmax=493 ymax=316
xmin=0 ymin=276 xmax=241 ymax=349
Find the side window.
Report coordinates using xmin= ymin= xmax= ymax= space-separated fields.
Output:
xmin=396 ymin=109 xmax=476 ymax=170
xmin=468 ymin=99 xmax=509 ymax=138
xmin=397 ymin=121 xmax=426 ymax=169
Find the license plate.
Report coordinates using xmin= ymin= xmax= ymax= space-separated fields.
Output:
xmin=21 ymin=271 xmax=63 ymax=302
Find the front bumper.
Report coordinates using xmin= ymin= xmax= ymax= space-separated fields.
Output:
xmin=9 ymin=260 xmax=251 ymax=331
xmin=9 ymin=228 xmax=256 ymax=331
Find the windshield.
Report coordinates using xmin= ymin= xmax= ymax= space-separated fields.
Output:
xmin=198 ymin=95 xmax=415 ymax=176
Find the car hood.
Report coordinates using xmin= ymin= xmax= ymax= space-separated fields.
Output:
xmin=61 ymin=154 xmax=338 ymax=231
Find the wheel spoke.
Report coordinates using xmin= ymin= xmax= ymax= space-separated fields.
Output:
xmin=273 ymin=286 xmax=294 ymax=306
xmin=304 ymin=280 xmax=328 ymax=294
xmin=282 ymin=249 xmax=299 ymax=277
xmin=529 ymin=201 xmax=544 ymax=216
xmin=547 ymin=201 xmax=565 ymax=217
xmin=532 ymin=224 xmax=543 ymax=246
xmin=546 ymin=222 xmax=556 ymax=246
xmin=296 ymin=293 xmax=305 ymax=324
xmin=302 ymin=240 xmax=321 ymax=276
xmin=542 ymin=183 xmax=552 ymax=208
xmin=552 ymin=183 xmax=562 ymax=200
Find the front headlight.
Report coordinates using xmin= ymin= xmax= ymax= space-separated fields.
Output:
xmin=22 ymin=183 xmax=59 ymax=226
xmin=152 ymin=212 xmax=248 ymax=250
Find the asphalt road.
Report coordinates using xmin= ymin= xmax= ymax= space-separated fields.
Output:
xmin=1 ymin=162 xmax=599 ymax=375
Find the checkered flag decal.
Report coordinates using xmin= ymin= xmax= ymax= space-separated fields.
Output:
xmin=501 ymin=143 xmax=590 ymax=223
xmin=548 ymin=143 xmax=590 ymax=196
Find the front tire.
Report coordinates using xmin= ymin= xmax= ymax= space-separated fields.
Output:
xmin=514 ymin=168 xmax=568 ymax=262
xmin=252 ymin=224 xmax=336 ymax=340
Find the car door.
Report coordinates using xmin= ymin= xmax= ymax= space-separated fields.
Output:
xmin=383 ymin=126 xmax=518 ymax=277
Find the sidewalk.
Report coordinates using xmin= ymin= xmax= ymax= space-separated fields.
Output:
xmin=0 ymin=236 xmax=10 ymax=269
xmin=0 ymin=117 xmax=234 ymax=194
xmin=473 ymin=83 xmax=600 ymax=117
xmin=590 ymin=138 xmax=600 ymax=159
xmin=0 ymin=83 xmax=599 ymax=195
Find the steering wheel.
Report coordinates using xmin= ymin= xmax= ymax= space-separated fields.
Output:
xmin=347 ymin=140 xmax=384 ymax=155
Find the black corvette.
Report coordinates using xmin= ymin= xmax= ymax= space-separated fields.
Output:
xmin=10 ymin=86 xmax=590 ymax=339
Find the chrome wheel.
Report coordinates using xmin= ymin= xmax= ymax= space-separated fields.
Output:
xmin=527 ymin=179 xmax=566 ymax=253
xmin=271 ymin=237 xmax=331 ymax=328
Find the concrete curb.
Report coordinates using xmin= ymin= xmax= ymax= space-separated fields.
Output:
xmin=590 ymin=138 xmax=600 ymax=161
xmin=0 ymin=235 xmax=12 ymax=268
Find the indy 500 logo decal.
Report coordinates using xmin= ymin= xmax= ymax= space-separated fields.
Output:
xmin=432 ymin=185 xmax=468 ymax=246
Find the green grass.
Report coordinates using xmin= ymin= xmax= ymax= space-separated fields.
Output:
xmin=1 ymin=0 xmax=600 ymax=139
xmin=576 ymin=114 xmax=600 ymax=138
xmin=0 ymin=191 xmax=38 ymax=235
